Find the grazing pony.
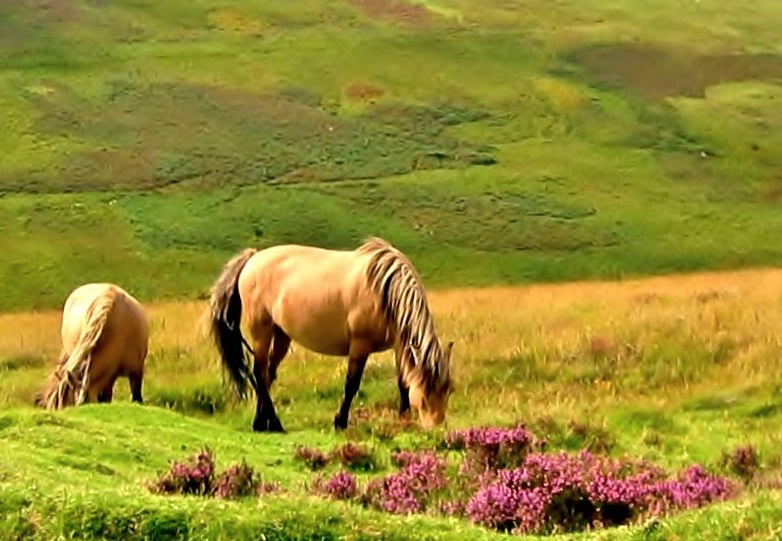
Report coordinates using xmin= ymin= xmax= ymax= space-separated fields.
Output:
xmin=35 ymin=283 xmax=150 ymax=410
xmin=207 ymin=237 xmax=453 ymax=432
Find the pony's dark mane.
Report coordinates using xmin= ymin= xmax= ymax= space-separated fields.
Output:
xmin=359 ymin=237 xmax=450 ymax=393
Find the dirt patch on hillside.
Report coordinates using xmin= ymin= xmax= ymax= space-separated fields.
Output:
xmin=345 ymin=81 xmax=386 ymax=102
xmin=348 ymin=0 xmax=432 ymax=26
xmin=765 ymin=181 xmax=782 ymax=202
xmin=570 ymin=43 xmax=782 ymax=100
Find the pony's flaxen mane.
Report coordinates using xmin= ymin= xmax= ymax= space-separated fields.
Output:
xmin=40 ymin=287 xmax=118 ymax=410
xmin=359 ymin=237 xmax=450 ymax=393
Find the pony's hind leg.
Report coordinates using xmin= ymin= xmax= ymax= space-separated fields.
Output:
xmin=129 ymin=372 xmax=143 ymax=404
xmin=334 ymin=340 xmax=370 ymax=430
xmin=250 ymin=321 xmax=284 ymax=433
xmin=268 ymin=326 xmax=291 ymax=389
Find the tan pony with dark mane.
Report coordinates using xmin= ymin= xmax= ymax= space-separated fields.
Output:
xmin=207 ymin=237 xmax=453 ymax=432
xmin=35 ymin=283 xmax=150 ymax=410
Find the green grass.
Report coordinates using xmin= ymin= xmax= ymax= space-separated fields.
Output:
xmin=1 ymin=397 xmax=781 ymax=540
xmin=2 ymin=0 xmax=782 ymax=309
xmin=3 ymin=0 xmax=782 ymax=538
xmin=0 ymin=405 xmax=503 ymax=541
xmin=3 ymin=273 xmax=782 ymax=539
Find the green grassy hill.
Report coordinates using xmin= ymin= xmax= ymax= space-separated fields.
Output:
xmin=3 ymin=0 xmax=782 ymax=310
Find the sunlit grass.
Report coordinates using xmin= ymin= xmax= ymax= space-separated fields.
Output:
xmin=3 ymin=267 xmax=781 ymax=449
xmin=1 ymin=268 xmax=782 ymax=538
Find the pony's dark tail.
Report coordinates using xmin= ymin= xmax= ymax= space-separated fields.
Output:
xmin=207 ymin=248 xmax=258 ymax=400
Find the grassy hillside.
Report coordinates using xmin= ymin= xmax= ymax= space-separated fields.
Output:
xmin=3 ymin=0 xmax=782 ymax=310
xmin=2 ymin=269 xmax=782 ymax=539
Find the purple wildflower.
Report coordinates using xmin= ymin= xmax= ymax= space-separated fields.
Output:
xmin=721 ymin=444 xmax=759 ymax=481
xmin=147 ymin=448 xmax=216 ymax=496
xmin=212 ymin=460 xmax=261 ymax=499
xmin=466 ymin=450 xmax=736 ymax=534
xmin=364 ymin=451 xmax=448 ymax=514
xmin=445 ymin=424 xmax=542 ymax=474
xmin=312 ymin=470 xmax=358 ymax=500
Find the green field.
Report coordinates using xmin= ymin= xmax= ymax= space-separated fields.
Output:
xmin=3 ymin=1 xmax=782 ymax=540
xmin=3 ymin=0 xmax=782 ymax=310
xmin=3 ymin=271 xmax=782 ymax=540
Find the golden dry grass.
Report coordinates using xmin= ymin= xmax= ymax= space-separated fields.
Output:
xmin=2 ymin=267 xmax=782 ymax=460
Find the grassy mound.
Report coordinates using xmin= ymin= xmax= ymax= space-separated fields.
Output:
xmin=1 ymin=404 xmax=781 ymax=540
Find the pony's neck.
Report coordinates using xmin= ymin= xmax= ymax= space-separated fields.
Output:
xmin=361 ymin=237 xmax=449 ymax=392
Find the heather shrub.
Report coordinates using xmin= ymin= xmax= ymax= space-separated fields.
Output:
xmin=303 ymin=424 xmax=739 ymax=536
xmin=720 ymin=444 xmax=759 ymax=481
xmin=437 ymin=499 xmax=467 ymax=518
xmin=213 ymin=460 xmax=261 ymax=499
xmin=312 ymin=470 xmax=358 ymax=500
xmin=444 ymin=424 xmax=542 ymax=474
xmin=147 ymin=448 xmax=215 ymax=496
xmin=363 ymin=451 xmax=448 ymax=514
xmin=467 ymin=450 xmax=736 ymax=535
xmin=294 ymin=446 xmax=331 ymax=471
xmin=645 ymin=464 xmax=736 ymax=515
xmin=148 ymin=448 xmax=279 ymax=500
xmin=334 ymin=442 xmax=378 ymax=472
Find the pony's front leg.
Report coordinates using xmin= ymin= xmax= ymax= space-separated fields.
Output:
xmin=97 ymin=386 xmax=113 ymax=403
xmin=395 ymin=350 xmax=411 ymax=418
xmin=397 ymin=374 xmax=411 ymax=418
xmin=334 ymin=348 xmax=369 ymax=430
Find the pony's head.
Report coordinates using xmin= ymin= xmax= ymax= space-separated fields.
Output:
xmin=36 ymin=368 xmax=80 ymax=410
xmin=408 ymin=340 xmax=454 ymax=429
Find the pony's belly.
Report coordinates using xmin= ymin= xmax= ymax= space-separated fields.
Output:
xmin=284 ymin=326 xmax=350 ymax=357
xmin=275 ymin=309 xmax=351 ymax=356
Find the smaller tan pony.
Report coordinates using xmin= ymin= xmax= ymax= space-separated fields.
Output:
xmin=35 ymin=283 xmax=150 ymax=410
xmin=207 ymin=237 xmax=454 ymax=432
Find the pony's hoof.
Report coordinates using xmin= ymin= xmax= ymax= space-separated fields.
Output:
xmin=333 ymin=415 xmax=348 ymax=431
xmin=252 ymin=417 xmax=269 ymax=432
xmin=268 ymin=417 xmax=286 ymax=433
